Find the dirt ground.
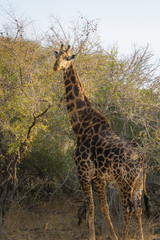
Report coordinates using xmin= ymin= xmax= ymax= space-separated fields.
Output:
xmin=1 ymin=196 xmax=160 ymax=240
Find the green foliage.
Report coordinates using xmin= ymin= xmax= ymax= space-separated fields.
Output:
xmin=27 ymin=133 xmax=65 ymax=176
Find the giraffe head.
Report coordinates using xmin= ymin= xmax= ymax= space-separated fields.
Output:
xmin=53 ymin=43 xmax=76 ymax=71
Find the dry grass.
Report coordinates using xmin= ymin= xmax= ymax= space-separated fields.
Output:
xmin=1 ymin=196 xmax=160 ymax=240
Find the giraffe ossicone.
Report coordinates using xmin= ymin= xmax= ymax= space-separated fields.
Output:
xmin=53 ymin=43 xmax=150 ymax=240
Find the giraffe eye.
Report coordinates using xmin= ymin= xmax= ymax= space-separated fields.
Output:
xmin=65 ymin=57 xmax=70 ymax=61
xmin=53 ymin=51 xmax=58 ymax=58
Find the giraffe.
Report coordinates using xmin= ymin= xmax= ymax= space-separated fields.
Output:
xmin=53 ymin=43 xmax=150 ymax=240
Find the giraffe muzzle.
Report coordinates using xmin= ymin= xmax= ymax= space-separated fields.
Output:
xmin=53 ymin=65 xmax=60 ymax=71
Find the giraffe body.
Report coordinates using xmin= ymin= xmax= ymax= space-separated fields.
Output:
xmin=53 ymin=44 xmax=149 ymax=240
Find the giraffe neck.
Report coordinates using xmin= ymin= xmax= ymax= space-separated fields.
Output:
xmin=63 ymin=64 xmax=92 ymax=136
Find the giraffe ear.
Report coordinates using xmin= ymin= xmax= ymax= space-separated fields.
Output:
xmin=71 ymin=54 xmax=77 ymax=60
xmin=53 ymin=51 xmax=58 ymax=58
xmin=65 ymin=55 xmax=77 ymax=61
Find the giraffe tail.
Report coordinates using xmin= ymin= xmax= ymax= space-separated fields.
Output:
xmin=144 ymin=193 xmax=150 ymax=218
xmin=143 ymin=160 xmax=151 ymax=218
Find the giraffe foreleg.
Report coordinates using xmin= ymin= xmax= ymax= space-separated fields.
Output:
xmin=80 ymin=178 xmax=95 ymax=240
xmin=94 ymin=179 xmax=118 ymax=240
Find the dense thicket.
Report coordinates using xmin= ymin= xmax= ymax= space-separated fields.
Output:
xmin=0 ymin=14 xmax=160 ymax=233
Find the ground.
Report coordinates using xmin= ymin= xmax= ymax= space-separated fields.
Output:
xmin=1 ymin=196 xmax=160 ymax=240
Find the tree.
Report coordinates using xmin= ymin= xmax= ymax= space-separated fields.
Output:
xmin=0 ymin=16 xmax=54 ymax=233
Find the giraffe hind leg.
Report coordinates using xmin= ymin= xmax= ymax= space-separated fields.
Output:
xmin=118 ymin=182 xmax=134 ymax=240
xmin=121 ymin=198 xmax=134 ymax=240
xmin=134 ymin=192 xmax=144 ymax=240
xmin=133 ymin=174 xmax=144 ymax=240
xmin=133 ymin=192 xmax=144 ymax=240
